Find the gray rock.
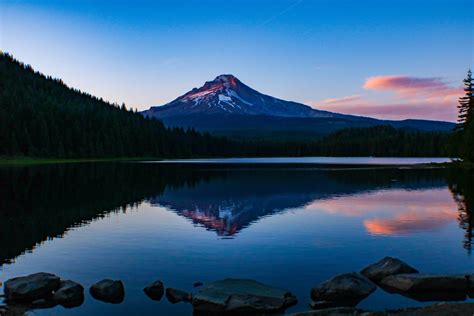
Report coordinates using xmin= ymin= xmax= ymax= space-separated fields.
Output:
xmin=192 ymin=278 xmax=297 ymax=313
xmin=310 ymin=273 xmax=376 ymax=307
xmin=4 ymin=273 xmax=60 ymax=301
xmin=89 ymin=279 xmax=125 ymax=304
xmin=166 ymin=288 xmax=191 ymax=304
xmin=143 ymin=280 xmax=164 ymax=301
xmin=53 ymin=280 xmax=84 ymax=307
xmin=380 ymin=274 xmax=467 ymax=293
xmin=360 ymin=257 xmax=418 ymax=282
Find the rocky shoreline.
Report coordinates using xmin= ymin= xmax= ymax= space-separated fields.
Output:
xmin=1 ymin=257 xmax=473 ymax=315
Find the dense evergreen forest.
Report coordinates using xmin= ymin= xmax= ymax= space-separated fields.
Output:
xmin=0 ymin=52 xmax=454 ymax=158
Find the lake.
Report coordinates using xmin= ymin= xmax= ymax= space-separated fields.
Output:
xmin=0 ymin=159 xmax=472 ymax=315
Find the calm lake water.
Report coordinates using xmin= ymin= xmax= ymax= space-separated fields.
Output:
xmin=0 ymin=159 xmax=472 ymax=315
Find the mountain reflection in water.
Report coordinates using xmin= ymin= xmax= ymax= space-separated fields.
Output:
xmin=0 ymin=163 xmax=472 ymax=266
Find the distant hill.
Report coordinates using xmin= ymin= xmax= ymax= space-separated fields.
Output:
xmin=142 ymin=74 xmax=455 ymax=138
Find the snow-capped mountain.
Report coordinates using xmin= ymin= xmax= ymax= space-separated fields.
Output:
xmin=142 ymin=74 xmax=340 ymax=119
xmin=141 ymin=74 xmax=455 ymax=138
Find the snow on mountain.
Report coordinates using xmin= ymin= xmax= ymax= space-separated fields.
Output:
xmin=142 ymin=74 xmax=340 ymax=119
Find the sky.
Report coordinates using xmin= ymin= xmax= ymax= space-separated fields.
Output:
xmin=1 ymin=0 xmax=473 ymax=122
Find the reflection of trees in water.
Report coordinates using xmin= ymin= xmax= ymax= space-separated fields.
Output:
xmin=448 ymin=171 xmax=473 ymax=255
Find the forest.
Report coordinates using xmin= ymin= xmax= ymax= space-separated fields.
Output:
xmin=0 ymin=52 xmax=459 ymax=159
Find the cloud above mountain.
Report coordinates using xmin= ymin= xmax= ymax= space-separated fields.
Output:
xmin=311 ymin=75 xmax=462 ymax=121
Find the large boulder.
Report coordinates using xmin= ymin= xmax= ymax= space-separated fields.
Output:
xmin=380 ymin=274 xmax=467 ymax=293
xmin=310 ymin=273 xmax=376 ymax=307
xmin=360 ymin=257 xmax=418 ymax=282
xmin=166 ymin=288 xmax=191 ymax=304
xmin=53 ymin=280 xmax=84 ymax=307
xmin=192 ymin=278 xmax=297 ymax=313
xmin=143 ymin=280 xmax=164 ymax=301
xmin=89 ymin=279 xmax=125 ymax=304
xmin=4 ymin=273 xmax=60 ymax=302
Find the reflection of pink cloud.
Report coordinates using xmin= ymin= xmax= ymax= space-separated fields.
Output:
xmin=364 ymin=209 xmax=457 ymax=236
xmin=305 ymin=189 xmax=458 ymax=235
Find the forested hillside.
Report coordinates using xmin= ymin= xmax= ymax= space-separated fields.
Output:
xmin=0 ymin=53 xmax=453 ymax=158
xmin=0 ymin=53 xmax=233 ymax=158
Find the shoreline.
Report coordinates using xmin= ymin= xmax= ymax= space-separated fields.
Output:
xmin=0 ymin=156 xmax=462 ymax=168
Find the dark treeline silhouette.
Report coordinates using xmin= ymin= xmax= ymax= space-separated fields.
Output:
xmin=316 ymin=125 xmax=450 ymax=157
xmin=451 ymin=69 xmax=474 ymax=161
xmin=0 ymin=53 xmax=236 ymax=158
xmin=0 ymin=52 xmax=452 ymax=158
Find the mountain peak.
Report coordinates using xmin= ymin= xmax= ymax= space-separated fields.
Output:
xmin=213 ymin=74 xmax=238 ymax=86
xmin=143 ymin=74 xmax=337 ymax=118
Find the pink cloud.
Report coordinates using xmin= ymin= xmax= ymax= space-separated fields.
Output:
xmin=364 ymin=75 xmax=462 ymax=98
xmin=308 ymin=74 xmax=462 ymax=121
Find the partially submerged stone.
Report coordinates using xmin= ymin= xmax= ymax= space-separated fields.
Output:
xmin=143 ymin=280 xmax=164 ymax=301
xmin=166 ymin=287 xmax=191 ymax=304
xmin=310 ymin=273 xmax=376 ymax=308
xmin=4 ymin=273 xmax=60 ymax=302
xmin=192 ymin=278 xmax=297 ymax=313
xmin=53 ymin=280 xmax=84 ymax=308
xmin=380 ymin=274 xmax=467 ymax=293
xmin=89 ymin=279 xmax=125 ymax=304
xmin=360 ymin=257 xmax=418 ymax=282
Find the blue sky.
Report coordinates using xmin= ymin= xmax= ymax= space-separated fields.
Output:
xmin=1 ymin=0 xmax=472 ymax=121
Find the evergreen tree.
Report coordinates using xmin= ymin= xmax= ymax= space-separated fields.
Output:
xmin=455 ymin=69 xmax=474 ymax=161
xmin=457 ymin=69 xmax=473 ymax=130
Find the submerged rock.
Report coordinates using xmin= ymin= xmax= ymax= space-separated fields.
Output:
xmin=4 ymin=273 xmax=60 ymax=302
xmin=53 ymin=280 xmax=84 ymax=307
xmin=143 ymin=280 xmax=164 ymax=301
xmin=192 ymin=278 xmax=297 ymax=313
xmin=310 ymin=273 xmax=376 ymax=307
xmin=360 ymin=257 xmax=418 ymax=282
xmin=89 ymin=279 xmax=125 ymax=304
xmin=380 ymin=274 xmax=468 ymax=293
xmin=166 ymin=288 xmax=191 ymax=304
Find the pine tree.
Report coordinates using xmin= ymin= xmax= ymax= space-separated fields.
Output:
xmin=455 ymin=69 xmax=474 ymax=161
xmin=457 ymin=69 xmax=474 ymax=131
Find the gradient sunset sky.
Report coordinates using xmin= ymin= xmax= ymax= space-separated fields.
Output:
xmin=1 ymin=0 xmax=472 ymax=121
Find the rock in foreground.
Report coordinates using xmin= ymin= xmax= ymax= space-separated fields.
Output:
xmin=143 ymin=280 xmax=164 ymax=301
xmin=310 ymin=273 xmax=376 ymax=307
xmin=4 ymin=272 xmax=60 ymax=302
xmin=361 ymin=257 xmax=418 ymax=282
xmin=192 ymin=278 xmax=297 ymax=313
xmin=380 ymin=274 xmax=467 ymax=293
xmin=53 ymin=280 xmax=84 ymax=307
xmin=89 ymin=279 xmax=125 ymax=304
